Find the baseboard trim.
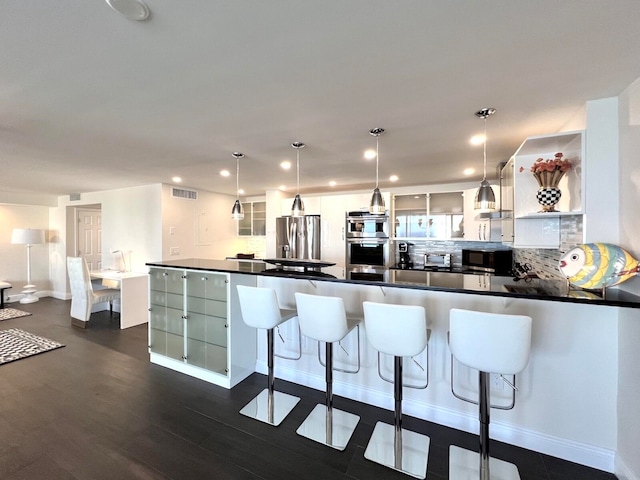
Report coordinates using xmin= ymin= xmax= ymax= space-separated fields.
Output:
xmin=256 ymin=360 xmax=615 ymax=473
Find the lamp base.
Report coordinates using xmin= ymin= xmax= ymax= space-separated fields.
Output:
xmin=20 ymin=285 xmax=39 ymax=304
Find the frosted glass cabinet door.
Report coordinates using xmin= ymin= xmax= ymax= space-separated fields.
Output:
xmin=185 ymin=272 xmax=229 ymax=374
xmin=148 ymin=267 xmax=185 ymax=360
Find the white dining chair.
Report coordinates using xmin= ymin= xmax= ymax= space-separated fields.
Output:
xmin=67 ymin=256 xmax=120 ymax=325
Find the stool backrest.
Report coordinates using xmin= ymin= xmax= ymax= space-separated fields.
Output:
xmin=236 ymin=285 xmax=284 ymax=330
xmin=449 ymin=308 xmax=532 ymax=374
xmin=363 ymin=301 xmax=427 ymax=357
xmin=295 ymin=292 xmax=348 ymax=343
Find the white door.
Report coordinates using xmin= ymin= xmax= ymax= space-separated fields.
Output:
xmin=76 ymin=208 xmax=102 ymax=270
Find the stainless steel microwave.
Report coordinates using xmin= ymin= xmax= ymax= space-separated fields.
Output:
xmin=345 ymin=211 xmax=389 ymax=238
xmin=461 ymin=248 xmax=513 ymax=274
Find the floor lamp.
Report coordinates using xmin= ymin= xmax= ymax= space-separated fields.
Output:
xmin=11 ymin=228 xmax=45 ymax=304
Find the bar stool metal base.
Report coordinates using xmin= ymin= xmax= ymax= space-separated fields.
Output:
xmin=296 ymin=404 xmax=359 ymax=451
xmin=364 ymin=422 xmax=430 ymax=479
xmin=240 ymin=389 xmax=300 ymax=427
xmin=449 ymin=446 xmax=520 ymax=480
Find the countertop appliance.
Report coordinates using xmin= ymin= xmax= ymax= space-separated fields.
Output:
xmin=462 ymin=248 xmax=512 ymax=274
xmin=397 ymin=241 xmax=413 ymax=269
xmin=276 ymin=215 xmax=321 ymax=260
xmin=423 ymin=253 xmax=451 ymax=270
xmin=345 ymin=210 xmax=389 ymax=238
xmin=346 ymin=211 xmax=390 ymax=279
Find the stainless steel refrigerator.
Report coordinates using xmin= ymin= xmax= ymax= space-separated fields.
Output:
xmin=275 ymin=215 xmax=321 ymax=260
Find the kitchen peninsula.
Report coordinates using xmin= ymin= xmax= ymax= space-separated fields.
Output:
xmin=146 ymin=258 xmax=639 ymax=473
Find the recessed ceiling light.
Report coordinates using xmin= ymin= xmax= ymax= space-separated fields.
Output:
xmin=470 ymin=134 xmax=485 ymax=146
xmin=278 ymin=185 xmax=287 ymax=191
xmin=237 ymin=189 xmax=245 ymax=195
xmin=105 ymin=0 xmax=150 ymax=21
xmin=172 ymin=176 xmax=182 ymax=183
xmin=463 ymin=168 xmax=475 ymax=176
xmin=329 ymin=180 xmax=337 ymax=187
xmin=389 ymin=175 xmax=398 ymax=182
xmin=280 ymin=161 xmax=291 ymax=170
xmin=220 ymin=170 xmax=230 ymax=177
xmin=364 ymin=149 xmax=377 ymax=160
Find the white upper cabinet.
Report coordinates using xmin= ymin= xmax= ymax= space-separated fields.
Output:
xmin=393 ymin=192 xmax=464 ymax=240
xmin=462 ymin=187 xmax=501 ymax=242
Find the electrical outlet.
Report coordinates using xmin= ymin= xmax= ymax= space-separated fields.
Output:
xmin=170 ymin=247 xmax=180 ymax=256
xmin=491 ymin=373 xmax=504 ymax=391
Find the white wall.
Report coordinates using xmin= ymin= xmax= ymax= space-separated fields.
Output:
xmin=0 ymin=204 xmax=51 ymax=299
xmin=160 ymin=185 xmax=244 ymax=261
xmin=616 ymin=77 xmax=640 ymax=480
xmin=49 ymin=184 xmax=164 ymax=298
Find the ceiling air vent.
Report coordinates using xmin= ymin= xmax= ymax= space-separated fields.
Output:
xmin=171 ymin=188 xmax=198 ymax=200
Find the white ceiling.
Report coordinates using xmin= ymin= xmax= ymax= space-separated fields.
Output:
xmin=2 ymin=1 xmax=640 ymax=199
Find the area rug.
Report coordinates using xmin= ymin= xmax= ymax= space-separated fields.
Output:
xmin=0 ymin=308 xmax=33 ymax=321
xmin=0 ymin=328 xmax=65 ymax=365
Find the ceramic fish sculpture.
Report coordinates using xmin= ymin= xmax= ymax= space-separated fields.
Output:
xmin=558 ymin=243 xmax=640 ymax=289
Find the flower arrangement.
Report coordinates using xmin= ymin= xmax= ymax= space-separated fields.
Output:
xmin=519 ymin=152 xmax=571 ymax=188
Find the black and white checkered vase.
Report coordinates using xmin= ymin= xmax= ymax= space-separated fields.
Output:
xmin=536 ymin=187 xmax=562 ymax=209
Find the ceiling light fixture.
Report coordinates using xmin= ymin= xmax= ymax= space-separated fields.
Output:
xmin=231 ymin=152 xmax=245 ymax=220
xmin=474 ymin=108 xmax=497 ymax=210
xmin=105 ymin=0 xmax=150 ymax=21
xmin=290 ymin=142 xmax=306 ymax=217
xmin=369 ymin=128 xmax=386 ymax=215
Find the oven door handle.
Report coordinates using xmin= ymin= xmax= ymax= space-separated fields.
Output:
xmin=347 ymin=239 xmax=388 ymax=245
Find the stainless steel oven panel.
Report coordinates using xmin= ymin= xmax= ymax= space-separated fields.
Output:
xmin=346 ymin=238 xmax=389 ymax=269
xmin=346 ymin=266 xmax=389 ymax=283
xmin=345 ymin=212 xmax=389 ymax=238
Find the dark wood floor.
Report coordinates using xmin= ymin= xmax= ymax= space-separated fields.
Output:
xmin=0 ymin=298 xmax=617 ymax=480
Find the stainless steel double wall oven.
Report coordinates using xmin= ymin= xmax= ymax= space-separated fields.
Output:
xmin=345 ymin=211 xmax=390 ymax=281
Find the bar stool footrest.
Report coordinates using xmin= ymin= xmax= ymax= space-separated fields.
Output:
xmin=296 ymin=404 xmax=359 ymax=451
xmin=364 ymin=422 xmax=430 ymax=479
xmin=239 ymin=389 xmax=300 ymax=427
xmin=449 ymin=445 xmax=521 ymax=480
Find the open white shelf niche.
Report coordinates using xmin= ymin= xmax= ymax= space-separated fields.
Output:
xmin=512 ymin=130 xmax=585 ymax=219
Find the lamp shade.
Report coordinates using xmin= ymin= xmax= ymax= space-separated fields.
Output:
xmin=370 ymin=187 xmax=386 ymax=215
xmin=474 ymin=180 xmax=496 ymax=210
xmin=231 ymin=199 xmax=245 ymax=220
xmin=11 ymin=228 xmax=45 ymax=245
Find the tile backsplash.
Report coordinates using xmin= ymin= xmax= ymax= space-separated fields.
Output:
xmin=393 ymin=239 xmax=507 ymax=268
xmin=513 ymin=215 xmax=583 ymax=280
xmin=394 ymin=215 xmax=583 ymax=280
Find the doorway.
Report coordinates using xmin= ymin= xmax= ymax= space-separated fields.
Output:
xmin=75 ymin=206 xmax=102 ymax=270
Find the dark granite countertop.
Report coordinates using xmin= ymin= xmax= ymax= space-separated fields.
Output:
xmin=146 ymin=258 xmax=640 ymax=309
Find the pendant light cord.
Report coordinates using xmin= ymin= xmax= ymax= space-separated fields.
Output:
xmin=482 ymin=117 xmax=488 ymax=181
xmin=236 ymin=156 xmax=240 ymax=199
xmin=375 ymin=135 xmax=380 ymax=188
xmin=296 ymin=148 xmax=300 ymax=194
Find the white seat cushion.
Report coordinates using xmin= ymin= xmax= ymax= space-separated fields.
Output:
xmin=237 ymin=285 xmax=295 ymax=330
xmin=363 ymin=301 xmax=427 ymax=357
xmin=449 ymin=308 xmax=532 ymax=374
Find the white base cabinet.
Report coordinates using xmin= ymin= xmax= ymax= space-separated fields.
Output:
xmin=148 ymin=267 xmax=257 ymax=389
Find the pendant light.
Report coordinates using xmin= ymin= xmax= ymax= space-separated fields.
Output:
xmin=290 ymin=142 xmax=306 ymax=217
xmin=369 ymin=127 xmax=386 ymax=215
xmin=474 ymin=108 xmax=497 ymax=210
xmin=231 ymin=152 xmax=245 ymax=220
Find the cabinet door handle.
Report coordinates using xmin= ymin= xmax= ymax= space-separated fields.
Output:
xmin=201 ymin=276 xmax=207 ymax=281
xmin=478 ymin=224 xmax=482 ymax=240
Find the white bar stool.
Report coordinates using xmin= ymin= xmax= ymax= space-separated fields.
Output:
xmin=362 ymin=301 xmax=430 ymax=480
xmin=449 ymin=308 xmax=532 ymax=480
xmin=294 ymin=292 xmax=361 ymax=451
xmin=236 ymin=285 xmax=301 ymax=426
